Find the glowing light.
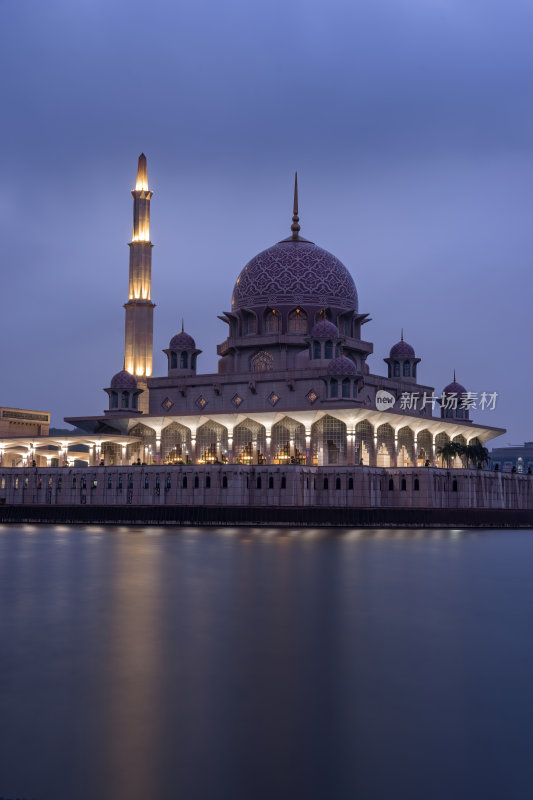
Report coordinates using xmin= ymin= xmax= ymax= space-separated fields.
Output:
xmin=136 ymin=366 xmax=144 ymax=376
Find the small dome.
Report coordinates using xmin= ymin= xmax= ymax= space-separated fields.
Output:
xmin=110 ymin=370 xmax=137 ymax=389
xmin=443 ymin=379 xmax=467 ymax=396
xmin=311 ymin=320 xmax=339 ymax=339
xmin=390 ymin=339 xmax=415 ymax=358
xmin=169 ymin=330 xmax=196 ymax=350
xmin=327 ymin=356 xmax=357 ymax=376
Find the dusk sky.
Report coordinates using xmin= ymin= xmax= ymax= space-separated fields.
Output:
xmin=2 ymin=0 xmax=533 ymax=442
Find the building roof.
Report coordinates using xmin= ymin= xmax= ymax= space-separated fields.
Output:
xmin=327 ymin=356 xmax=357 ymax=376
xmin=311 ymin=320 xmax=339 ymax=339
xmin=169 ymin=331 xmax=196 ymax=350
xmin=110 ymin=370 xmax=138 ymax=389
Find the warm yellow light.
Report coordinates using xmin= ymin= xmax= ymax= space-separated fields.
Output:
xmin=135 ymin=178 xmax=149 ymax=191
xmin=136 ymin=366 xmax=144 ymax=376
xmin=146 ymin=367 xmax=151 ymax=377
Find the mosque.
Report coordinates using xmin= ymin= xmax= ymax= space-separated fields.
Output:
xmin=0 ymin=154 xmax=505 ymax=475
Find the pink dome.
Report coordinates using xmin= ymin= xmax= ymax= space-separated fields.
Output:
xmin=390 ymin=339 xmax=415 ymax=358
xmin=110 ymin=370 xmax=137 ymax=389
xmin=327 ymin=356 xmax=357 ymax=376
xmin=311 ymin=320 xmax=339 ymax=338
xmin=169 ymin=331 xmax=196 ymax=350
xmin=232 ymin=240 xmax=358 ymax=312
xmin=443 ymin=380 xmax=467 ymax=396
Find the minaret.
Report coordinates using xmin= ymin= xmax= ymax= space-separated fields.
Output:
xmin=123 ymin=153 xmax=155 ymax=412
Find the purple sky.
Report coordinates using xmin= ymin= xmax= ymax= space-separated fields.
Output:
xmin=2 ymin=0 xmax=533 ymax=443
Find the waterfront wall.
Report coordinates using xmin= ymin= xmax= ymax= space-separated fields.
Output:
xmin=1 ymin=465 xmax=532 ymax=512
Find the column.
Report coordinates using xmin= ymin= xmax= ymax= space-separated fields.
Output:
xmin=121 ymin=444 xmax=127 ymax=466
xmin=305 ymin=430 xmax=312 ymax=466
xmin=373 ymin=433 xmax=378 ymax=467
xmin=265 ymin=432 xmax=272 ymax=465
xmin=227 ymin=435 xmax=233 ymax=464
xmin=155 ymin=436 xmax=161 ymax=464
xmin=347 ymin=429 xmax=355 ymax=465
xmin=393 ymin=432 xmax=399 ymax=467
xmin=430 ymin=433 xmax=435 ymax=466
xmin=414 ymin=433 xmax=419 ymax=466
xmin=191 ymin=436 xmax=197 ymax=463
xmin=252 ymin=439 xmax=258 ymax=464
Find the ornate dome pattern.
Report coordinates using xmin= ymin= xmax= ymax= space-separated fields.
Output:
xmin=311 ymin=320 xmax=339 ymax=338
xmin=169 ymin=331 xmax=196 ymax=350
xmin=327 ymin=356 xmax=357 ymax=376
xmin=390 ymin=339 xmax=415 ymax=358
xmin=110 ymin=370 xmax=137 ymax=389
xmin=232 ymin=241 xmax=358 ymax=312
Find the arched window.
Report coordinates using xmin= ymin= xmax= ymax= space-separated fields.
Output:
xmin=330 ymin=379 xmax=338 ymax=398
xmin=342 ymin=378 xmax=350 ymax=398
xmin=335 ymin=343 xmax=340 ymax=357
xmin=170 ymin=352 xmax=177 ymax=369
xmin=412 ymin=363 xmax=417 ymax=378
xmin=452 ymin=479 xmax=458 ymax=492
xmin=132 ymin=394 xmax=138 ymax=410
xmin=401 ymin=478 xmax=407 ymax=491
xmin=191 ymin=353 xmax=197 ymax=370
xmin=256 ymin=476 xmax=262 ymax=489
xmin=222 ymin=475 xmax=228 ymax=488
xmin=414 ymin=478 xmax=420 ymax=491
xmin=352 ymin=381 xmax=358 ymax=398
xmin=281 ymin=476 xmax=286 ymax=489
xmin=206 ymin=475 xmax=211 ymax=489
xmin=264 ymin=309 xmax=281 ymax=334
xmin=250 ymin=351 xmax=274 ymax=372
xmin=325 ymin=341 xmax=333 ymax=359
xmin=182 ymin=476 xmax=187 ymax=488
xmin=314 ymin=309 xmax=331 ymax=324
xmin=403 ymin=361 xmax=410 ymax=377
xmin=348 ymin=477 xmax=354 ymax=490
xmin=393 ymin=361 xmax=400 ymax=377
xmin=335 ymin=477 xmax=341 ymax=490
xmin=111 ymin=391 xmax=118 ymax=409
xmin=269 ymin=475 xmax=274 ymax=489
xmin=180 ymin=352 xmax=188 ymax=369
xmin=388 ymin=479 xmax=394 ymax=491
xmin=288 ymin=308 xmax=307 ymax=333
xmin=194 ymin=475 xmax=199 ymax=488
xmin=242 ymin=312 xmax=257 ymax=336
xmin=313 ymin=341 xmax=321 ymax=359
xmin=121 ymin=391 xmax=129 ymax=409
xmin=323 ymin=477 xmax=329 ymax=490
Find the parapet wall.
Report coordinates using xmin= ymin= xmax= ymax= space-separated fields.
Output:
xmin=1 ymin=465 xmax=532 ymax=512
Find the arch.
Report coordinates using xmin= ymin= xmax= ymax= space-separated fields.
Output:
xmin=330 ymin=378 xmax=338 ymax=398
xmin=242 ymin=310 xmax=258 ymax=336
xmin=355 ymin=419 xmax=374 ymax=466
xmin=191 ymin=353 xmax=197 ymax=370
xmin=393 ymin=361 xmax=400 ymax=377
xmin=314 ymin=308 xmax=331 ymax=324
xmin=376 ymin=424 xmax=395 ymax=467
xmin=401 ymin=478 xmax=407 ymax=491
xmin=250 ymin=350 xmax=274 ymax=373
xmin=403 ymin=361 xmax=410 ymax=377
xmin=128 ymin=423 xmax=157 ymax=463
xmin=311 ymin=415 xmax=347 ymax=466
xmin=335 ymin=477 xmax=341 ymax=490
xmin=197 ymin=420 xmax=228 ymax=463
xmin=111 ymin=391 xmax=118 ymax=409
xmin=121 ymin=391 xmax=130 ymax=409
xmin=435 ymin=432 xmax=450 ymax=467
xmin=101 ymin=442 xmax=121 ymax=466
xmin=453 ymin=434 xmax=467 ymax=468
xmin=170 ymin=352 xmax=177 ymax=369
xmin=233 ymin=419 xmax=267 ymax=465
xmin=313 ymin=341 xmax=321 ymax=359
xmin=397 ymin=426 xmax=415 ymax=467
xmin=180 ymin=352 xmax=188 ymax=369
xmin=414 ymin=478 xmax=420 ymax=491
xmin=417 ymin=429 xmax=433 ymax=466
xmin=342 ymin=378 xmax=350 ymax=398
xmin=288 ymin=307 xmax=308 ymax=333
xmin=324 ymin=340 xmax=333 ymax=359
xmin=264 ymin=309 xmax=281 ymax=334
xmin=272 ymin=417 xmax=306 ymax=465
xmin=162 ymin=422 xmax=192 ymax=464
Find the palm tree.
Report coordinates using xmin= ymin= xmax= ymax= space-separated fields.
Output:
xmin=469 ymin=440 xmax=490 ymax=469
xmin=436 ymin=441 xmax=458 ymax=468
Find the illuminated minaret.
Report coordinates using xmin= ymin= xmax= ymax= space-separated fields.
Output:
xmin=123 ymin=153 xmax=155 ymax=412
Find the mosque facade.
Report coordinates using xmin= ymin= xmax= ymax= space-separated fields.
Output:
xmin=0 ymin=155 xmax=507 ymax=480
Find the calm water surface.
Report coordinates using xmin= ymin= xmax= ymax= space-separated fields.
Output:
xmin=0 ymin=525 xmax=532 ymax=800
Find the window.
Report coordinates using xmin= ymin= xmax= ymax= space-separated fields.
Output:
xmin=132 ymin=394 xmax=138 ymax=409
xmin=0 ymin=477 xmax=4 ymax=490
xmin=180 ymin=352 xmax=188 ymax=369
xmin=182 ymin=476 xmax=188 ymax=488
xmin=72 ymin=477 xmax=77 ymax=489
xmin=313 ymin=341 xmax=321 ymax=359
xmin=194 ymin=475 xmax=199 ymax=489
xmin=342 ymin=378 xmax=350 ymax=398
xmin=264 ymin=309 xmax=281 ymax=334
xmin=335 ymin=477 xmax=341 ymax=490
xmin=414 ymin=478 xmax=419 ymax=491
xmin=269 ymin=475 xmax=274 ymax=489
xmin=403 ymin=361 xmax=410 ymax=377
xmin=111 ymin=391 xmax=118 ymax=408
xmin=281 ymin=476 xmax=286 ymax=489
xmin=81 ymin=476 xmax=87 ymax=489
xmin=154 ymin=474 xmax=159 ymax=489
xmin=323 ymin=477 xmax=329 ymax=490
xmin=118 ymin=476 xmax=123 ymax=490
xmin=388 ymin=479 xmax=394 ymax=491
xmin=222 ymin=475 xmax=228 ymax=488
xmin=121 ymin=391 xmax=129 ymax=409
xmin=107 ymin=476 xmax=112 ymax=489
xmin=393 ymin=361 xmax=400 ymax=377
xmin=330 ymin=379 xmax=338 ymax=398
xmin=170 ymin=352 xmax=177 ymax=369
xmin=191 ymin=354 xmax=197 ymax=370
xmin=452 ymin=479 xmax=458 ymax=492
xmin=206 ymin=475 xmax=211 ymax=489
xmin=250 ymin=351 xmax=274 ymax=372
xmin=144 ymin=475 xmax=149 ymax=489
xmin=166 ymin=474 xmax=171 ymax=489
xmin=243 ymin=312 xmax=257 ymax=336
xmin=288 ymin=308 xmax=307 ymax=333
xmin=325 ymin=341 xmax=333 ymax=359
xmin=401 ymin=478 xmax=406 ymax=491
xmin=256 ymin=476 xmax=262 ymax=489
xmin=91 ymin=478 xmax=97 ymax=489
xmin=348 ymin=477 xmax=354 ymax=490
xmin=412 ymin=363 xmax=417 ymax=378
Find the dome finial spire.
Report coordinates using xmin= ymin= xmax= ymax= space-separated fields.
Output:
xmin=181 ymin=318 xmax=184 ymax=333
xmin=290 ymin=172 xmax=301 ymax=239
xmin=401 ymin=328 xmax=404 ymax=341
xmin=453 ymin=368 xmax=456 ymax=383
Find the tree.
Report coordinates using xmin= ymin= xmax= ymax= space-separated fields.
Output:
xmin=436 ymin=441 xmax=459 ymax=468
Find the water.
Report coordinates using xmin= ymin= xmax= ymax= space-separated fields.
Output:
xmin=0 ymin=526 xmax=532 ymax=800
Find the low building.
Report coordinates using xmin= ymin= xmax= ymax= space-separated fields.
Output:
xmin=0 ymin=407 xmax=50 ymax=438
xmin=490 ymin=443 xmax=533 ymax=473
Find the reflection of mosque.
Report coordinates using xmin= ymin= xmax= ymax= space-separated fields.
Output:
xmin=55 ymin=154 xmax=503 ymax=471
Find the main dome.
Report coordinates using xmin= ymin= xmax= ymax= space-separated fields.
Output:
xmin=232 ymin=240 xmax=358 ymax=313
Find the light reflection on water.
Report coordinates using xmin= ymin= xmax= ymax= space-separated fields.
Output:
xmin=0 ymin=525 xmax=532 ymax=800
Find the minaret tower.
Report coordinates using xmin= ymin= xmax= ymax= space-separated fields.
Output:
xmin=123 ymin=153 xmax=155 ymax=412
